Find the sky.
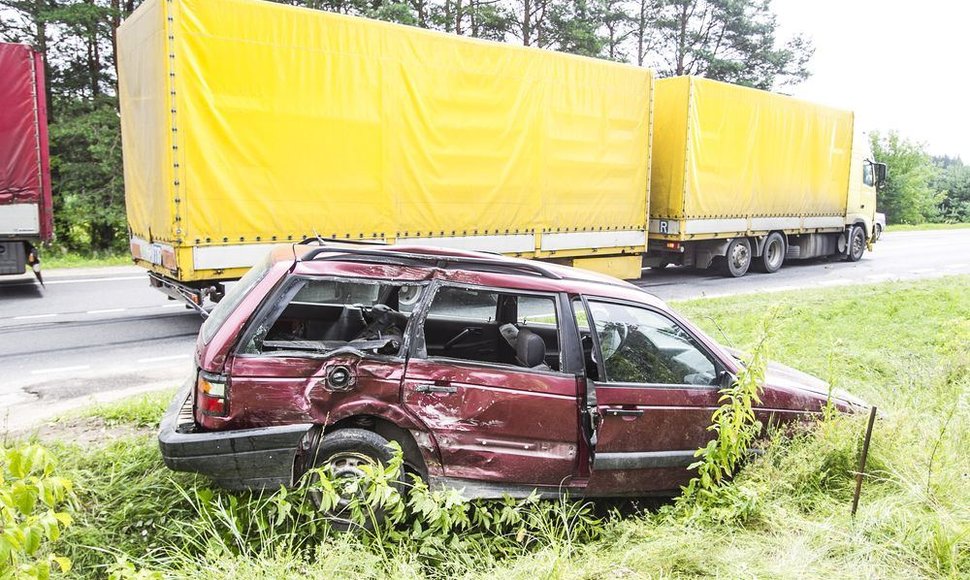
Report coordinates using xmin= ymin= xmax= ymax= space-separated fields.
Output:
xmin=773 ymin=0 xmax=970 ymax=160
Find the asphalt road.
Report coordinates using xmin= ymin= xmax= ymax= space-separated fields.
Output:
xmin=1 ymin=228 xmax=967 ymax=429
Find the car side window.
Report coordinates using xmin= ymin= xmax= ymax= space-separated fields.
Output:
xmin=586 ymin=300 xmax=717 ymax=386
xmin=422 ymin=286 xmax=562 ymax=372
xmin=241 ymin=278 xmax=421 ymax=356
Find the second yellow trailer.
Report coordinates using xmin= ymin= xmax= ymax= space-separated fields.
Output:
xmin=648 ymin=76 xmax=885 ymax=277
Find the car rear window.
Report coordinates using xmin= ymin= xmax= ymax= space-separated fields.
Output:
xmin=240 ymin=278 xmax=423 ymax=357
xmin=201 ymin=256 xmax=273 ymax=344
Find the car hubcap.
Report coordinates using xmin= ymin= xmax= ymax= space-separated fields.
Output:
xmin=316 ymin=452 xmax=374 ymax=513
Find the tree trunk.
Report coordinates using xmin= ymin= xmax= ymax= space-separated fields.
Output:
xmin=522 ymin=0 xmax=531 ymax=46
xmin=111 ymin=0 xmax=120 ymax=96
xmin=636 ymin=0 xmax=646 ymax=66
xmin=675 ymin=1 xmax=689 ymax=75
xmin=32 ymin=0 xmax=53 ymax=118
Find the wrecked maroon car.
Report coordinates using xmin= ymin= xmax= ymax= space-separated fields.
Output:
xmin=159 ymin=243 xmax=864 ymax=499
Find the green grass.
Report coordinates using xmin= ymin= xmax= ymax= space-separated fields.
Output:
xmin=886 ymin=222 xmax=970 ymax=232
xmin=78 ymin=389 xmax=175 ymax=428
xmin=42 ymin=250 xmax=131 ymax=269
xmin=8 ymin=276 xmax=969 ymax=578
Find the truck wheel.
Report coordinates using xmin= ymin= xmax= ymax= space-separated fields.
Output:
xmin=757 ymin=233 xmax=786 ymax=273
xmin=649 ymin=260 xmax=670 ymax=270
xmin=846 ymin=226 xmax=866 ymax=262
xmin=720 ymin=238 xmax=752 ymax=277
xmin=305 ymin=428 xmax=405 ymax=531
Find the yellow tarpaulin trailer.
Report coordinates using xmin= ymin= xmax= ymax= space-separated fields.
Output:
xmin=647 ymin=76 xmax=880 ymax=276
xmin=118 ymin=0 xmax=653 ymax=289
xmin=650 ymin=76 xmax=856 ymax=237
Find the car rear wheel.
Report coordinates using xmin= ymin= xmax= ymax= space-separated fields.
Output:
xmin=305 ymin=428 xmax=404 ymax=531
xmin=757 ymin=232 xmax=786 ymax=273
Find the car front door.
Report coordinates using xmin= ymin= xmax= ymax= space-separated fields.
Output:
xmin=403 ymin=284 xmax=581 ymax=489
xmin=574 ymin=297 xmax=725 ymax=495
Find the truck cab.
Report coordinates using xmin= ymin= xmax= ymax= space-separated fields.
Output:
xmin=846 ymin=132 xmax=887 ymax=241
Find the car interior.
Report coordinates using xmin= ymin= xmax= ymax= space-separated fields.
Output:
xmin=252 ymin=280 xmax=416 ymax=355
xmin=421 ymin=287 xmax=562 ymax=371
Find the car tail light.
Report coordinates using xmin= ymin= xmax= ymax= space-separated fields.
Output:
xmin=665 ymin=241 xmax=681 ymax=250
xmin=197 ymin=370 xmax=229 ymax=416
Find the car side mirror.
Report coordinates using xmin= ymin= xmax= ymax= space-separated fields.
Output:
xmin=718 ymin=370 xmax=737 ymax=389
xmin=874 ymin=162 xmax=888 ymax=188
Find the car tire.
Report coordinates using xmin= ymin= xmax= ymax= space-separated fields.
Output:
xmin=720 ymin=238 xmax=752 ymax=277
xmin=873 ymin=223 xmax=882 ymax=242
xmin=305 ymin=428 xmax=405 ymax=531
xmin=846 ymin=226 xmax=866 ymax=262
xmin=756 ymin=232 xmax=786 ymax=273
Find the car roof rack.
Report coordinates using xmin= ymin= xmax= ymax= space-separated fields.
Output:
xmin=299 ymin=245 xmax=564 ymax=280
xmin=297 ymin=236 xmax=388 ymax=246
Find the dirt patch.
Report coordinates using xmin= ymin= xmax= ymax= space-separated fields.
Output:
xmin=7 ymin=416 xmax=155 ymax=446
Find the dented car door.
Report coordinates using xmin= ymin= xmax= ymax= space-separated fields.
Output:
xmin=403 ymin=285 xmax=581 ymax=487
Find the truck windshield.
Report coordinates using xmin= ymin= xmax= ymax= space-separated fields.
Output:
xmin=201 ymin=257 xmax=273 ymax=344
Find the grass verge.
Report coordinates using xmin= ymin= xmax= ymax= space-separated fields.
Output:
xmin=7 ymin=276 xmax=968 ymax=579
xmin=886 ymin=222 xmax=970 ymax=232
xmin=42 ymin=250 xmax=131 ymax=270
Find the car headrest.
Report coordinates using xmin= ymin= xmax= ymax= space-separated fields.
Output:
xmin=516 ymin=328 xmax=546 ymax=368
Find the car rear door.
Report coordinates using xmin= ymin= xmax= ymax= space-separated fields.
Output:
xmin=403 ymin=284 xmax=581 ymax=488
xmin=572 ymin=297 xmax=725 ymax=494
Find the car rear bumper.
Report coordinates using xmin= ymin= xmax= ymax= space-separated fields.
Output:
xmin=158 ymin=382 xmax=314 ymax=490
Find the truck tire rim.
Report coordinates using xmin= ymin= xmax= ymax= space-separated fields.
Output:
xmin=731 ymin=244 xmax=750 ymax=270
xmin=766 ymin=239 xmax=783 ymax=269
xmin=852 ymin=230 xmax=865 ymax=257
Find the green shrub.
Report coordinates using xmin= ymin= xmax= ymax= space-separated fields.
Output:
xmin=0 ymin=445 xmax=73 ymax=578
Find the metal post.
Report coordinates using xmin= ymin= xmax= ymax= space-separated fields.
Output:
xmin=851 ymin=405 xmax=878 ymax=517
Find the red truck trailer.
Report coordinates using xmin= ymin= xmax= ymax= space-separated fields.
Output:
xmin=0 ymin=42 xmax=53 ymax=284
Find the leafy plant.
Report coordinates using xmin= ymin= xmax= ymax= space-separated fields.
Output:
xmin=678 ymin=317 xmax=771 ymax=511
xmin=0 ymin=445 xmax=74 ymax=579
xmin=114 ymin=444 xmax=604 ymax=577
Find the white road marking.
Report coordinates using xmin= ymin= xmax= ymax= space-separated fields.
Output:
xmin=13 ymin=313 xmax=57 ymax=320
xmin=137 ymin=354 xmax=192 ymax=364
xmin=30 ymin=364 xmax=90 ymax=375
xmin=42 ymin=275 xmax=145 ymax=285
xmin=87 ymin=308 xmax=125 ymax=314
